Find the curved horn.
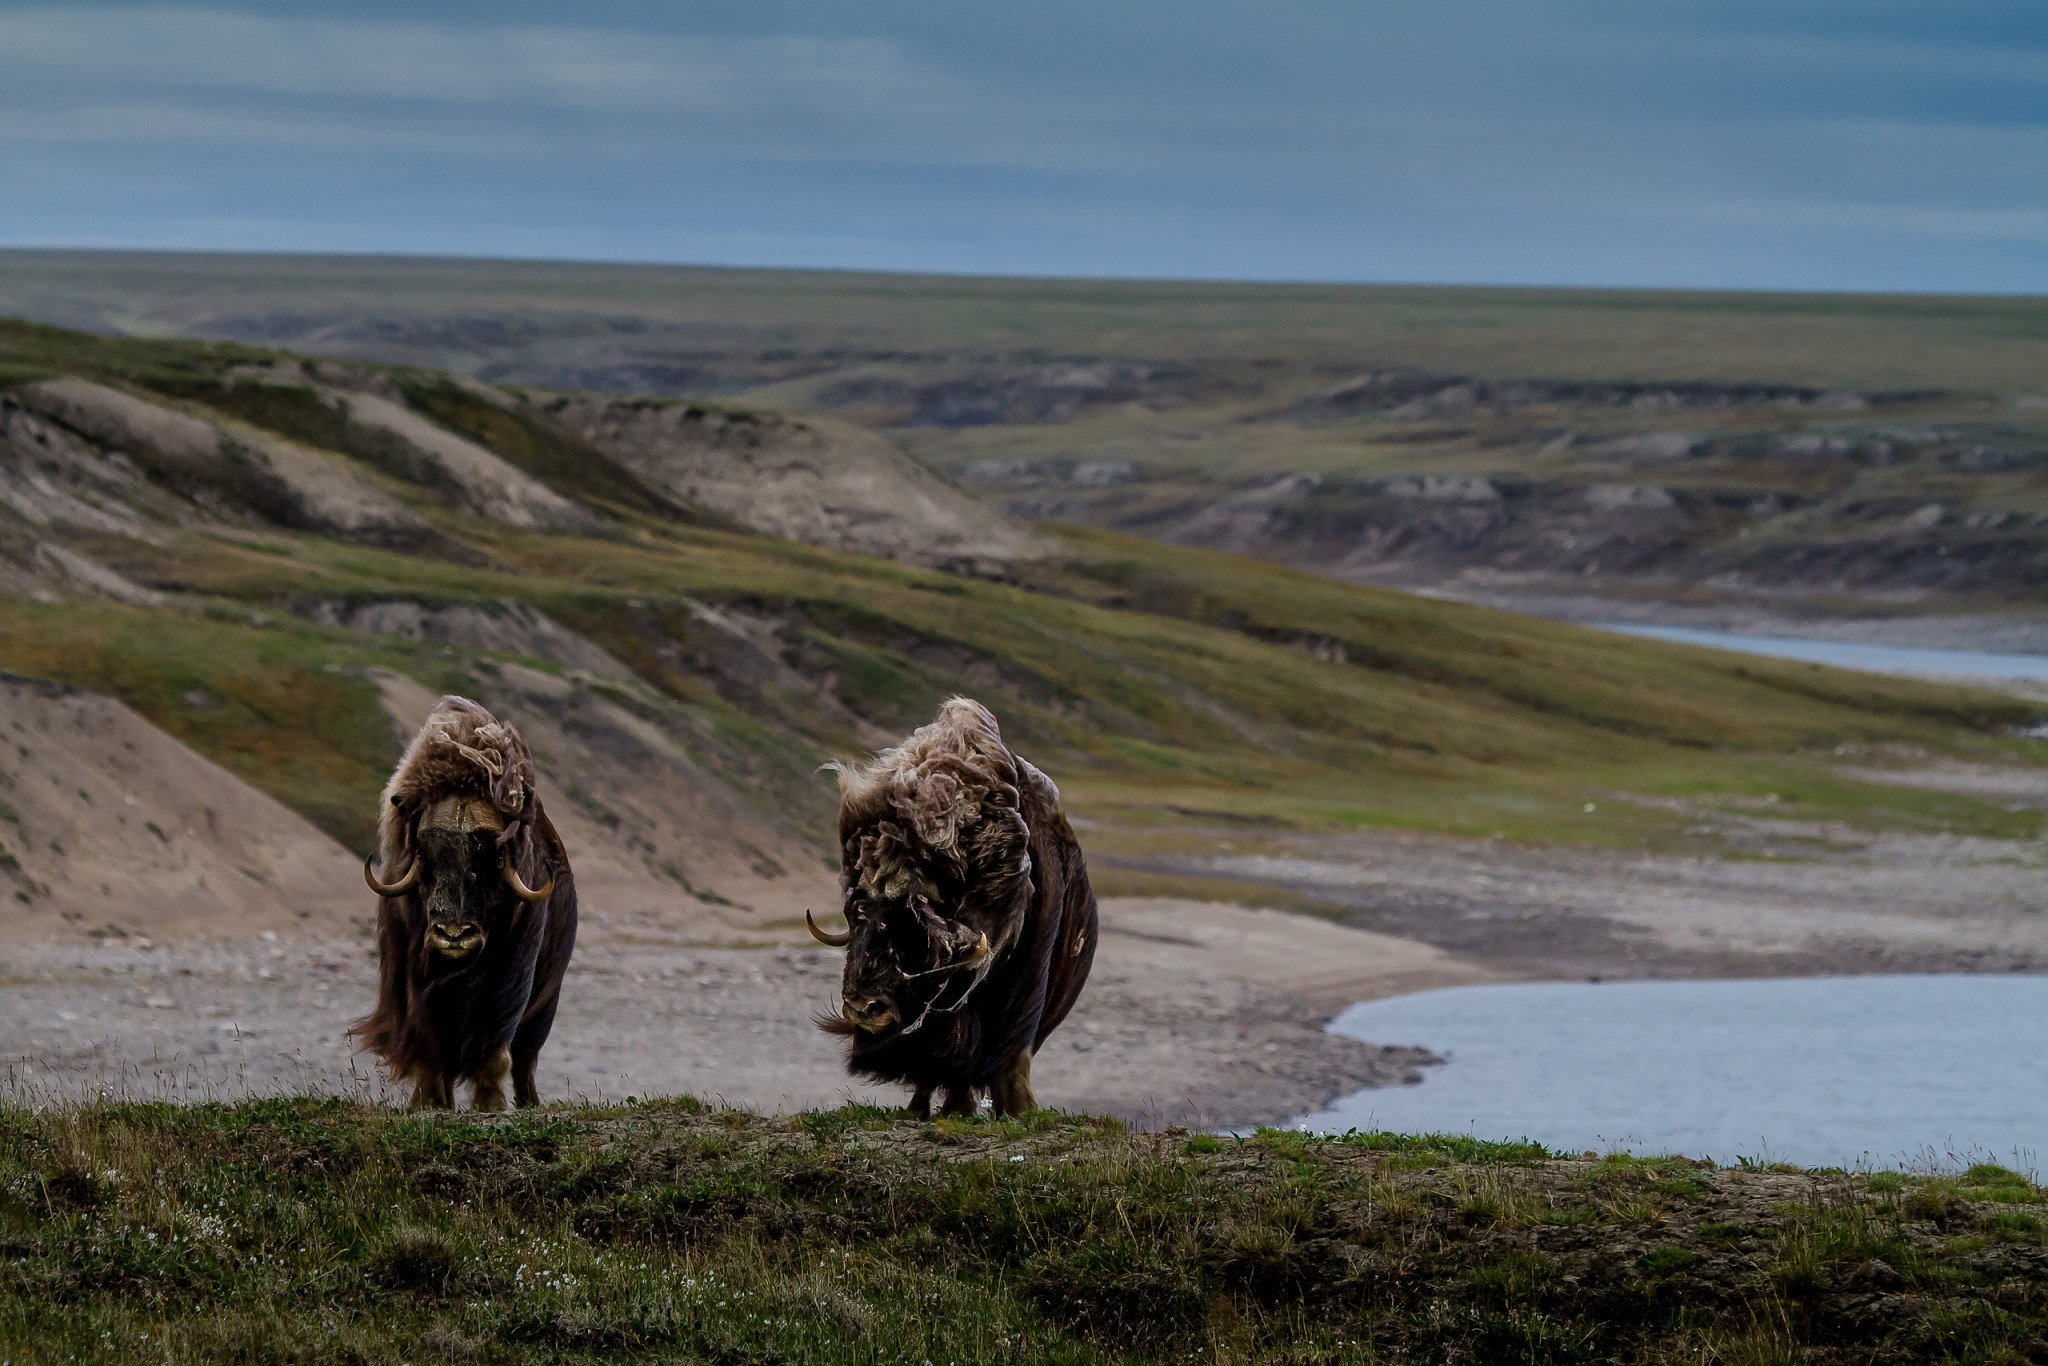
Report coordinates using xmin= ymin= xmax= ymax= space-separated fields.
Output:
xmin=501 ymin=850 xmax=555 ymax=904
xmin=363 ymin=853 xmax=419 ymax=898
xmin=911 ymin=899 xmax=989 ymax=966
xmin=805 ymin=909 xmax=852 ymax=947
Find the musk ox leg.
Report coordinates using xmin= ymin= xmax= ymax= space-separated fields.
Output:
xmin=471 ymin=1049 xmax=512 ymax=1113
xmin=937 ymin=1086 xmax=978 ymax=1118
xmin=509 ymin=992 xmax=561 ymax=1109
xmin=905 ymin=1085 xmax=933 ymax=1120
xmin=992 ymin=1053 xmax=1036 ymax=1118
xmin=512 ymin=1055 xmax=540 ymax=1109
xmin=407 ymin=1072 xmax=454 ymax=1110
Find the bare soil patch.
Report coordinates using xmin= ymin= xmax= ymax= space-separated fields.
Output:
xmin=0 ymin=672 xmax=361 ymax=942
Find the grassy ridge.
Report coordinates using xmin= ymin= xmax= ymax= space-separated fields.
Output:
xmin=1 ymin=315 xmax=2041 ymax=863
xmin=4 ymin=1098 xmax=2045 ymax=1363
xmin=31 ymin=510 xmax=2041 ymax=859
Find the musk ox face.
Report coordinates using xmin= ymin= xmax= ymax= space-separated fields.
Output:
xmin=363 ymin=793 xmax=554 ymax=967
xmin=817 ymin=887 xmax=991 ymax=1035
xmin=416 ymin=795 xmax=507 ymax=963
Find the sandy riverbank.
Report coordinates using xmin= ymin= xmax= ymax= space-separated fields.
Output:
xmin=6 ymin=709 xmax=2042 ymax=1131
xmin=0 ymin=897 xmax=1488 ymax=1130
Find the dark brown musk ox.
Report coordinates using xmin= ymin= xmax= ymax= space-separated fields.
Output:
xmin=809 ymin=698 xmax=1097 ymax=1118
xmin=351 ymin=696 xmax=576 ymax=1110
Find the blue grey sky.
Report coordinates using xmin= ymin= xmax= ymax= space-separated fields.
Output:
xmin=1 ymin=1 xmax=2041 ymax=292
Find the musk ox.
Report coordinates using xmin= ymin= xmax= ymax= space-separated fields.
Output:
xmin=810 ymin=698 xmax=1097 ymax=1118
xmin=351 ymin=696 xmax=577 ymax=1110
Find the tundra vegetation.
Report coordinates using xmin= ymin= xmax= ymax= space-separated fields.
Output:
xmin=3 ymin=1097 xmax=2047 ymax=1363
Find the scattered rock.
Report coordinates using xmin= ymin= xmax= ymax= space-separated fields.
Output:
xmin=1603 ymin=432 xmax=1700 ymax=461
xmin=1071 ymin=460 xmax=1141 ymax=487
xmin=298 ymin=598 xmax=635 ymax=682
xmin=1583 ymin=484 xmax=1680 ymax=513
xmin=1381 ymin=475 xmax=1502 ymax=503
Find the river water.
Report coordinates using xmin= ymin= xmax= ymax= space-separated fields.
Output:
xmin=1299 ymin=976 xmax=2048 ymax=1171
xmin=1599 ymin=623 xmax=2048 ymax=684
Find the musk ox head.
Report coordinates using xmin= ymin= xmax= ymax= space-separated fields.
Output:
xmin=363 ymin=696 xmax=554 ymax=968
xmin=812 ymin=698 xmax=1030 ymax=1036
xmin=815 ymin=883 xmax=993 ymax=1034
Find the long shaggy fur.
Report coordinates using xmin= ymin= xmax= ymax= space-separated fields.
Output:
xmin=830 ymin=698 xmax=1033 ymax=947
xmin=351 ymin=696 xmax=576 ymax=1102
xmin=825 ymin=698 xmax=1097 ymax=1105
xmin=375 ymin=695 xmax=538 ymax=877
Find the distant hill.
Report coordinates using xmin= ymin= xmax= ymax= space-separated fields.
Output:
xmin=0 ymin=314 xmax=2036 ymax=942
xmin=4 ymin=249 xmax=2044 ymax=611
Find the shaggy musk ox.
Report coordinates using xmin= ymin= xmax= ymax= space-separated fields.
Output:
xmin=351 ymin=696 xmax=576 ymax=1110
xmin=810 ymin=698 xmax=1097 ymax=1117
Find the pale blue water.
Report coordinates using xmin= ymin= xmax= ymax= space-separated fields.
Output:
xmin=1600 ymin=623 xmax=2048 ymax=683
xmin=1299 ymin=976 xmax=2048 ymax=1171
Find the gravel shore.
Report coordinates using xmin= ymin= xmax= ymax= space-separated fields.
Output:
xmin=0 ymin=898 xmax=1463 ymax=1130
xmin=10 ymin=745 xmax=2046 ymax=1130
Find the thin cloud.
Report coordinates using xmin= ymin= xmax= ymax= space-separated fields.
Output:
xmin=0 ymin=7 xmax=937 ymax=111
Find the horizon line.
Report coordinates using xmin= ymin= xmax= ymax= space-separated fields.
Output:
xmin=2 ymin=242 xmax=2042 ymax=306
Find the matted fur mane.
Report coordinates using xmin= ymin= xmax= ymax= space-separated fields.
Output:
xmin=377 ymin=695 xmax=538 ymax=872
xmin=831 ymin=697 xmax=1031 ymax=902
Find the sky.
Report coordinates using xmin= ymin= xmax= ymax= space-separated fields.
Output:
xmin=0 ymin=1 xmax=2042 ymax=293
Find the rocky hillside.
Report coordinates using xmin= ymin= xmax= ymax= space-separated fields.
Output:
xmin=0 ymin=338 xmax=1039 ymax=577
xmin=986 ymin=431 xmax=2048 ymax=601
xmin=953 ymin=367 xmax=2048 ymax=602
xmin=0 ymin=316 xmax=2038 ymax=946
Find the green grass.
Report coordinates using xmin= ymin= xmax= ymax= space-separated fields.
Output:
xmin=33 ymin=507 xmax=2038 ymax=860
xmin=0 ymin=597 xmax=407 ymax=851
xmin=138 ymin=376 xmax=432 ymax=489
xmin=3 ymin=1098 xmax=2045 ymax=1364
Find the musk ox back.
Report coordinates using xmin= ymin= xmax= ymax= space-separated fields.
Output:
xmin=811 ymin=697 xmax=1096 ymax=1117
xmin=351 ymin=696 xmax=577 ymax=1109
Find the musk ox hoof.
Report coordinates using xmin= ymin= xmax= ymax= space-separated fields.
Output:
xmin=472 ymin=1051 xmax=512 ymax=1112
xmin=407 ymin=1077 xmax=454 ymax=1110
